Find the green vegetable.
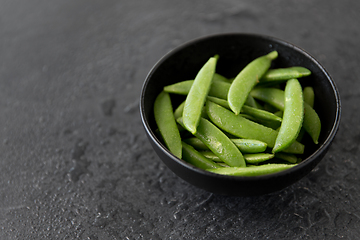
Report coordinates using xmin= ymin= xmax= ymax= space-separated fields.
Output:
xmin=303 ymin=102 xmax=321 ymax=144
xmin=153 ymin=91 xmax=182 ymax=158
xmin=259 ymin=66 xmax=311 ymax=86
xmin=273 ymin=79 xmax=304 ymax=153
xmin=213 ymin=73 xmax=231 ymax=83
xmin=231 ymin=139 xmax=267 ymax=153
xmin=274 ymin=152 xmax=298 ymax=164
xmin=201 ymin=151 xmax=275 ymax=165
xmin=241 ymin=105 xmax=282 ymax=123
xmin=243 ymin=153 xmax=275 ymax=164
xmin=303 ymin=86 xmax=315 ymax=107
xmin=207 ymin=164 xmax=297 ymax=176
xmin=183 ymin=56 xmax=217 ymax=134
xmin=184 ymin=137 xmax=268 ymax=154
xmin=250 ymin=88 xmax=285 ymax=111
xmin=182 ymin=142 xmax=219 ymax=169
xmin=228 ymin=51 xmax=278 ymax=115
xmin=164 ymin=80 xmax=194 ymax=95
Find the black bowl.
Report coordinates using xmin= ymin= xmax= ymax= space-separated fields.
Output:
xmin=140 ymin=33 xmax=341 ymax=196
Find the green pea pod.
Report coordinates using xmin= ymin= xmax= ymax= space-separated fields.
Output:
xmin=273 ymin=79 xmax=304 ymax=153
xmin=177 ymin=117 xmax=246 ymax=167
xmin=245 ymin=95 xmax=263 ymax=109
xmin=201 ymin=151 xmax=274 ymax=165
xmin=274 ymin=152 xmax=298 ymax=164
xmin=174 ymin=101 xmax=185 ymax=120
xmin=255 ymin=119 xmax=282 ymax=131
xmin=164 ymin=80 xmax=194 ymax=95
xmin=200 ymin=151 xmax=222 ymax=162
xmin=181 ymin=142 xmax=219 ymax=169
xmin=217 ymin=163 xmax=231 ymax=168
xmin=164 ymin=79 xmax=231 ymax=99
xmin=241 ymin=105 xmax=282 ymax=123
xmin=228 ymin=51 xmax=278 ymax=115
xmin=207 ymin=96 xmax=230 ymax=109
xmin=207 ymin=163 xmax=297 ymax=176
xmin=208 ymin=81 xmax=231 ymax=99
xmin=184 ymin=137 xmax=268 ymax=154
xmin=207 ymin=96 xmax=281 ymax=123
xmin=297 ymin=86 xmax=315 ymax=142
xmin=303 ymin=86 xmax=315 ymax=107
xmin=213 ymin=73 xmax=231 ymax=83
xmin=303 ymin=102 xmax=321 ymax=144
xmin=259 ymin=66 xmax=311 ymax=84
xmin=183 ymin=137 xmax=210 ymax=150
xmin=153 ymin=91 xmax=182 ymax=158
xmin=231 ymin=139 xmax=267 ymax=153
xmin=250 ymin=88 xmax=285 ymax=111
xmin=263 ymin=102 xmax=279 ymax=113
xmin=183 ymin=57 xmax=217 ymax=134
xmin=206 ymin=100 xmax=304 ymax=154
xmin=243 ymin=153 xmax=275 ymax=164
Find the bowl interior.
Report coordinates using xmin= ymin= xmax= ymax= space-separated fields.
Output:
xmin=140 ymin=33 xmax=341 ymax=196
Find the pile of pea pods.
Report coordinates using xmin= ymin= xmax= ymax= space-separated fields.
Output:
xmin=153 ymin=51 xmax=321 ymax=176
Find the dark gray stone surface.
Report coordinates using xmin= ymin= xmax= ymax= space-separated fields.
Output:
xmin=0 ymin=0 xmax=359 ymax=239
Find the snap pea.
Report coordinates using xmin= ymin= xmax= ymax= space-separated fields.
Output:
xmin=208 ymin=81 xmax=231 ymax=99
xmin=303 ymin=86 xmax=315 ymax=107
xmin=200 ymin=151 xmax=222 ymax=162
xmin=217 ymin=163 xmax=230 ymax=168
xmin=183 ymin=57 xmax=217 ymax=134
xmin=206 ymin=96 xmax=230 ymax=109
xmin=207 ymin=163 xmax=297 ymax=176
xmin=263 ymin=102 xmax=279 ymax=113
xmin=250 ymin=88 xmax=285 ymax=111
xmin=153 ymin=91 xmax=182 ymax=158
xmin=206 ymin=100 xmax=304 ymax=154
xmin=303 ymin=102 xmax=321 ymax=144
xmin=273 ymin=79 xmax=304 ymax=153
xmin=243 ymin=153 xmax=275 ymax=164
xmin=207 ymin=96 xmax=282 ymax=123
xmin=241 ymin=105 xmax=282 ymax=123
xmin=182 ymin=142 xmax=220 ymax=169
xmin=228 ymin=51 xmax=278 ymax=115
xmin=245 ymin=95 xmax=263 ymax=109
xmin=297 ymin=86 xmax=314 ymax=142
xmin=231 ymin=139 xmax=268 ymax=153
xmin=174 ymin=101 xmax=185 ymax=120
xmin=274 ymin=152 xmax=298 ymax=164
xmin=213 ymin=73 xmax=231 ymax=83
xmin=164 ymin=80 xmax=194 ymax=95
xmin=259 ymin=66 xmax=311 ymax=85
xmin=177 ymin=117 xmax=246 ymax=167
xmin=183 ymin=137 xmax=210 ymax=150
xmin=164 ymin=79 xmax=231 ymax=99
xmin=184 ymin=137 xmax=267 ymax=153
xmin=201 ymin=151 xmax=275 ymax=165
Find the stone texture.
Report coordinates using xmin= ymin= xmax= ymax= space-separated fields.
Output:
xmin=0 ymin=0 xmax=359 ymax=239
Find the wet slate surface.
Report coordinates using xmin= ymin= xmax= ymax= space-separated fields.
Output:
xmin=0 ymin=0 xmax=359 ymax=239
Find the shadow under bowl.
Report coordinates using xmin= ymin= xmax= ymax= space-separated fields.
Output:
xmin=140 ymin=33 xmax=341 ymax=196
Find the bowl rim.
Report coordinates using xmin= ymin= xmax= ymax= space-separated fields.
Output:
xmin=140 ymin=32 xmax=341 ymax=181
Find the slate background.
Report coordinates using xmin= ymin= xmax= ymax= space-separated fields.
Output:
xmin=0 ymin=0 xmax=359 ymax=239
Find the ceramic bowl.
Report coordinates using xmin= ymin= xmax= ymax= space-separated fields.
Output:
xmin=140 ymin=33 xmax=341 ymax=196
